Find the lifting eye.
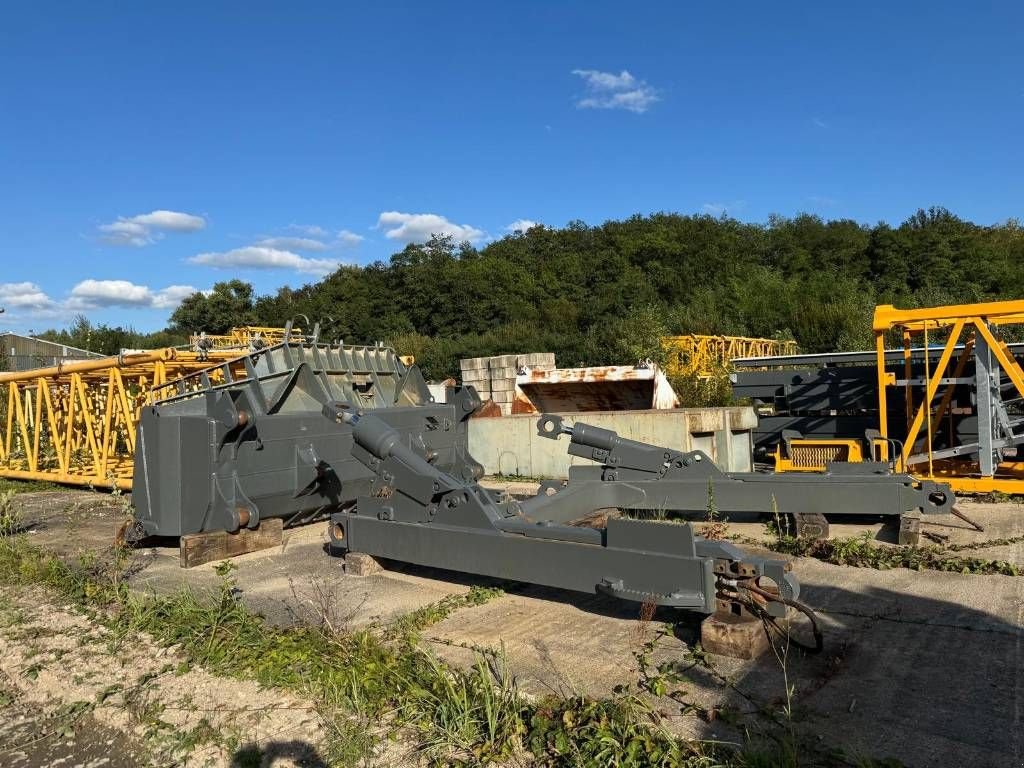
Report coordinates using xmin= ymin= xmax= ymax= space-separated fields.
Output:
xmin=332 ymin=522 xmax=345 ymax=542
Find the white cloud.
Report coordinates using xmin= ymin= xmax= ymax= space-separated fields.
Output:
xmin=128 ymin=210 xmax=206 ymax=232
xmin=506 ymin=219 xmax=539 ymax=233
xmin=98 ymin=209 xmax=206 ymax=246
xmin=812 ymin=116 xmax=828 ymax=129
xmin=189 ymin=246 xmax=340 ymax=276
xmin=97 ymin=220 xmax=151 ymax=247
xmin=153 ymin=285 xmax=201 ymax=309
xmin=255 ymin=229 xmax=364 ymax=252
xmin=70 ymin=279 xmax=152 ymax=307
xmin=336 ymin=229 xmax=364 ymax=246
xmin=65 ymin=280 xmax=201 ymax=311
xmin=571 ymin=69 xmax=659 ymax=113
xmin=0 ymin=280 xmax=199 ymax=329
xmin=255 ymin=236 xmax=332 ymax=252
xmin=0 ymin=282 xmax=56 ymax=310
xmin=376 ymin=211 xmax=485 ymax=244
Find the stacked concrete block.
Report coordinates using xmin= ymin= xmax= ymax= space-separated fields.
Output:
xmin=460 ymin=352 xmax=555 ymax=415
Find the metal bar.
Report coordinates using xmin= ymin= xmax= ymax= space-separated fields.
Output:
xmin=933 ymin=337 xmax=974 ymax=451
xmin=31 ymin=380 xmax=43 ymax=472
xmin=974 ymin=330 xmax=996 ymax=476
xmin=875 ymin=332 xmax=890 ymax=443
xmin=0 ymin=349 xmax=177 ymax=383
xmin=39 ymin=379 xmax=67 ymax=476
xmin=974 ymin=321 xmax=1024 ymax=400
xmin=899 ymin=319 xmax=964 ymax=472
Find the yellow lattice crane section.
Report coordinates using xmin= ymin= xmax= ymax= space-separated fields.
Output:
xmin=189 ymin=326 xmax=305 ymax=351
xmin=0 ymin=348 xmax=252 ymax=490
xmin=0 ymin=326 xmax=310 ymax=490
xmin=873 ymin=299 xmax=1024 ymax=494
xmin=661 ymin=335 xmax=798 ymax=378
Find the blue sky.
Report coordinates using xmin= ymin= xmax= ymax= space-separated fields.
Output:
xmin=1 ymin=1 xmax=1022 ymax=333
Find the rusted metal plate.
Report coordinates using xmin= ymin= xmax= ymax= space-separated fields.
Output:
xmin=513 ymin=364 xmax=679 ymax=413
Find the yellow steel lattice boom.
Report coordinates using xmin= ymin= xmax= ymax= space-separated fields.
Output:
xmin=0 ymin=339 xmax=265 ymax=490
xmin=189 ymin=326 xmax=305 ymax=351
xmin=661 ymin=335 xmax=798 ymax=378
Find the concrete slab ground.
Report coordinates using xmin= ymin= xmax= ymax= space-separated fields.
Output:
xmin=6 ymin=488 xmax=1024 ymax=767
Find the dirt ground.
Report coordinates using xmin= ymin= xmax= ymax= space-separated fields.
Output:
xmin=2 ymin=487 xmax=1023 ymax=767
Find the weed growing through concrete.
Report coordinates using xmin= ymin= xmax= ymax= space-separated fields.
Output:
xmin=752 ymin=528 xmax=1021 ymax=576
xmin=699 ymin=480 xmax=731 ymax=540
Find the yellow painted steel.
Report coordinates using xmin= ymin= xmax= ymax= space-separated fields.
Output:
xmin=874 ymin=299 xmax=1024 ymax=493
xmin=772 ymin=299 xmax=1024 ymax=494
xmin=779 ymin=300 xmax=1024 ymax=493
xmin=189 ymin=326 xmax=305 ymax=350
xmin=662 ymin=335 xmax=798 ymax=378
xmin=773 ymin=437 xmax=891 ymax=472
xmin=773 ymin=439 xmax=864 ymax=471
xmin=0 ymin=334 xmax=276 ymax=490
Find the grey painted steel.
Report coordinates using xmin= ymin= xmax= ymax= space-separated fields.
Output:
xmin=329 ymin=409 xmax=797 ymax=615
xmin=518 ymin=415 xmax=954 ymax=522
xmin=132 ymin=332 xmax=484 ymax=537
xmin=975 ymin=331 xmax=996 ymax=477
xmin=137 ymin=334 xmax=952 ymax=617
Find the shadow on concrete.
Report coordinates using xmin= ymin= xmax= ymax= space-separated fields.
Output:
xmin=232 ymin=739 xmax=328 ymax=767
xmin=677 ymin=576 xmax=1023 ymax=768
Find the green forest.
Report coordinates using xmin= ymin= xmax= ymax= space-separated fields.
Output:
xmin=38 ymin=207 xmax=1024 ymax=383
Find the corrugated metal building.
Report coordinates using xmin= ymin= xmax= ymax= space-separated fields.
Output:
xmin=0 ymin=333 xmax=102 ymax=372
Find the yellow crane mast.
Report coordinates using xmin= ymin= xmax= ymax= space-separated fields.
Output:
xmin=662 ymin=334 xmax=798 ymax=378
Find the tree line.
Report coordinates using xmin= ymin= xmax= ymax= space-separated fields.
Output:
xmin=36 ymin=208 xmax=1024 ymax=384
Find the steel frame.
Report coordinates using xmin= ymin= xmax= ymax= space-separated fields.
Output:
xmin=0 ymin=327 xmax=317 ymax=490
xmin=662 ymin=335 xmax=798 ymax=378
xmin=0 ymin=348 xmax=252 ymax=489
xmin=873 ymin=300 xmax=1024 ymax=493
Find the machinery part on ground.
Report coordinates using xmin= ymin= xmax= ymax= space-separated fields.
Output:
xmin=662 ymin=334 xmax=798 ymax=378
xmin=131 ymin=328 xmax=483 ymax=537
xmin=526 ymin=414 xmax=953 ymax=543
xmin=717 ymin=576 xmax=824 ymax=654
xmin=330 ymin=410 xmax=800 ymax=616
xmin=737 ymin=300 xmax=1024 ymax=495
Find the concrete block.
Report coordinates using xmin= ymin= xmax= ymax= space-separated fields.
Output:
xmin=460 ymin=357 xmax=489 ymax=372
xmin=489 ymin=365 xmax=519 ymax=378
xmin=522 ymin=352 xmax=555 ymax=366
xmin=491 ymin=390 xmax=512 ymax=403
xmin=489 ymin=377 xmax=516 ymax=392
xmin=488 ymin=355 xmax=518 ymax=368
xmin=345 ymin=552 xmax=384 ymax=576
xmin=461 ymin=369 xmax=488 ymax=382
xmin=700 ymin=613 xmax=770 ymax=660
